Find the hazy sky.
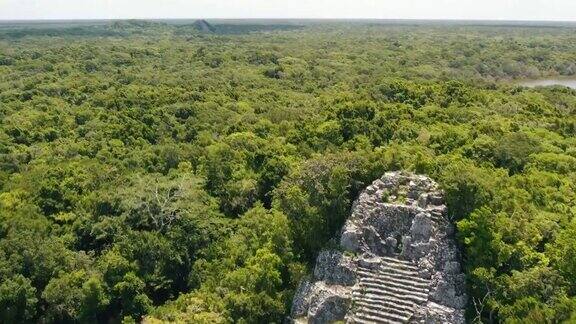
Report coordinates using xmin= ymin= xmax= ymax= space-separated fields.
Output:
xmin=1 ymin=0 xmax=575 ymax=21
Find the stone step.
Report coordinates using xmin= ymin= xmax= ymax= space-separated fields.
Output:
xmin=354 ymin=299 xmax=414 ymax=318
xmin=380 ymin=257 xmax=419 ymax=271
xmin=358 ymin=268 xmax=430 ymax=287
xmin=377 ymin=265 xmax=429 ymax=282
xmin=356 ymin=305 xmax=410 ymax=323
xmin=358 ymin=264 xmax=419 ymax=278
xmin=379 ymin=263 xmax=419 ymax=275
xmin=380 ymin=256 xmax=417 ymax=266
xmin=359 ymin=280 xmax=429 ymax=300
xmin=363 ymin=274 xmax=427 ymax=293
xmin=359 ymin=279 xmax=429 ymax=298
xmin=352 ymin=290 xmax=416 ymax=309
xmin=359 ymin=271 xmax=430 ymax=290
xmin=429 ymin=214 xmax=444 ymax=222
xmin=355 ymin=285 xmax=429 ymax=304
xmin=357 ymin=269 xmax=429 ymax=289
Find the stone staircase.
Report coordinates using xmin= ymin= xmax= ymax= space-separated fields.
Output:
xmin=350 ymin=257 xmax=431 ymax=324
xmin=427 ymin=205 xmax=446 ymax=224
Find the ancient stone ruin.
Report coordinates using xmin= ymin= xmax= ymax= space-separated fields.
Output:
xmin=291 ymin=171 xmax=467 ymax=323
xmin=192 ymin=19 xmax=216 ymax=33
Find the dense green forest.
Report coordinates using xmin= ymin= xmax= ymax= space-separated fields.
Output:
xmin=1 ymin=20 xmax=576 ymax=323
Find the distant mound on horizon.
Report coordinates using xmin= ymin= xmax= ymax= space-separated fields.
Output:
xmin=192 ymin=19 xmax=216 ymax=33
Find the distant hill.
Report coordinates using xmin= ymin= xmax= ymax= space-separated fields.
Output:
xmin=192 ymin=19 xmax=215 ymax=33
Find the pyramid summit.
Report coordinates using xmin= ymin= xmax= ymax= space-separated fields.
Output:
xmin=291 ymin=172 xmax=467 ymax=323
xmin=192 ymin=19 xmax=216 ymax=33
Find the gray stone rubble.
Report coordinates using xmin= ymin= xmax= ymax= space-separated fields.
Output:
xmin=291 ymin=171 xmax=467 ymax=323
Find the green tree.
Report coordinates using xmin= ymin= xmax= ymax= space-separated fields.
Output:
xmin=0 ymin=275 xmax=38 ymax=323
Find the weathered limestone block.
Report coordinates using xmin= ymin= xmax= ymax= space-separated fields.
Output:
xmin=313 ymin=251 xmax=357 ymax=286
xmin=292 ymin=281 xmax=352 ymax=324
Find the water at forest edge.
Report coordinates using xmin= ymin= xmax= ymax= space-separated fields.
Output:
xmin=518 ymin=78 xmax=576 ymax=89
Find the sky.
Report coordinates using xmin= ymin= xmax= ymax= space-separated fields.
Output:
xmin=0 ymin=0 xmax=575 ymax=21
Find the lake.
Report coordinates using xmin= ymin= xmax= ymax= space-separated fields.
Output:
xmin=518 ymin=78 xmax=576 ymax=89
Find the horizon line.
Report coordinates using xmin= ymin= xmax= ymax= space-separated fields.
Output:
xmin=1 ymin=17 xmax=576 ymax=23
